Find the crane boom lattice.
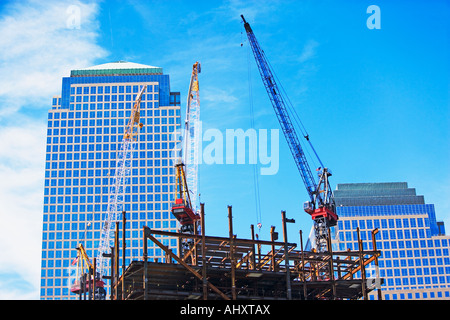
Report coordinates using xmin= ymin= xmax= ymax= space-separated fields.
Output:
xmin=96 ymin=85 xmax=146 ymax=294
xmin=184 ymin=62 xmax=201 ymax=213
xmin=171 ymin=62 xmax=201 ymax=246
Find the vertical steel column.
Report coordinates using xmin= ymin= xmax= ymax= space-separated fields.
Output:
xmin=327 ymin=228 xmax=336 ymax=300
xmin=281 ymin=211 xmax=292 ymax=300
xmin=193 ymin=214 xmax=198 ymax=266
xmin=256 ymin=233 xmax=261 ymax=268
xmin=143 ymin=226 xmax=148 ymax=300
xmin=371 ymin=228 xmax=382 ymax=300
xmin=299 ymin=230 xmax=307 ymax=300
xmin=250 ymin=225 xmax=256 ymax=270
xmin=122 ymin=211 xmax=126 ymax=300
xmin=357 ymin=227 xmax=368 ymax=300
xmin=228 ymin=205 xmax=236 ymax=300
xmin=177 ymin=232 xmax=182 ymax=262
xmin=200 ymin=203 xmax=208 ymax=300
xmin=336 ymin=257 xmax=342 ymax=280
xmin=93 ymin=258 xmax=97 ymax=300
xmin=88 ymin=267 xmax=92 ymax=300
xmin=270 ymin=226 xmax=276 ymax=271
xmin=110 ymin=246 xmax=114 ymax=300
xmin=114 ymin=222 xmax=119 ymax=300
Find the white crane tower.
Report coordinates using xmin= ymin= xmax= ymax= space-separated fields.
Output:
xmin=183 ymin=61 xmax=201 ymax=214
xmin=171 ymin=62 xmax=201 ymax=239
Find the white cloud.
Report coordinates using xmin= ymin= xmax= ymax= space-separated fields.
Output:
xmin=0 ymin=0 xmax=107 ymax=299
xmin=298 ymin=39 xmax=319 ymax=63
xmin=0 ymin=0 xmax=108 ymax=118
xmin=0 ymin=122 xmax=46 ymax=299
xmin=203 ymin=86 xmax=238 ymax=106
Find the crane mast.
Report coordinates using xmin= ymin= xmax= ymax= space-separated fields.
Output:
xmin=184 ymin=61 xmax=201 ymax=214
xmin=171 ymin=62 xmax=201 ymax=246
xmin=96 ymin=85 xmax=146 ymax=295
xmin=241 ymin=15 xmax=337 ymax=252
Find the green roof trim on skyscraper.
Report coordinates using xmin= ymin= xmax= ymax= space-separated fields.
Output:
xmin=70 ymin=61 xmax=163 ymax=77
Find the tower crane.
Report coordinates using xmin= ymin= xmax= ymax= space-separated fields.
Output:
xmin=171 ymin=62 xmax=201 ymax=241
xmin=241 ymin=15 xmax=337 ymax=252
xmin=95 ymin=85 xmax=146 ymax=296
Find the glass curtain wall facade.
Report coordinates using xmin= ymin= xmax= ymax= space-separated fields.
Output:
xmin=332 ymin=182 xmax=450 ymax=300
xmin=40 ymin=62 xmax=181 ymax=299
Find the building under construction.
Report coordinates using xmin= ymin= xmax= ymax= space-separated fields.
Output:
xmin=102 ymin=204 xmax=383 ymax=300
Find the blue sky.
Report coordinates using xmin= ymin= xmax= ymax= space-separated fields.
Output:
xmin=0 ymin=0 xmax=448 ymax=299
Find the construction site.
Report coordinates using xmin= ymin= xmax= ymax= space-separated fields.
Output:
xmin=69 ymin=16 xmax=384 ymax=301
xmin=109 ymin=206 xmax=382 ymax=300
xmin=74 ymin=204 xmax=382 ymax=300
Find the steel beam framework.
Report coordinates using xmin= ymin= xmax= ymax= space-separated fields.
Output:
xmin=109 ymin=205 xmax=382 ymax=300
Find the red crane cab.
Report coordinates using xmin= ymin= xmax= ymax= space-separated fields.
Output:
xmin=304 ymin=201 xmax=338 ymax=227
xmin=70 ymin=278 xmax=105 ymax=294
xmin=171 ymin=198 xmax=200 ymax=226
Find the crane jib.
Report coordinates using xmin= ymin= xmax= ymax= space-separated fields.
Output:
xmin=245 ymin=21 xmax=317 ymax=201
xmin=241 ymin=15 xmax=338 ymax=253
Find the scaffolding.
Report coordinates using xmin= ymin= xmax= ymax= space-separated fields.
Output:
xmin=108 ymin=204 xmax=382 ymax=300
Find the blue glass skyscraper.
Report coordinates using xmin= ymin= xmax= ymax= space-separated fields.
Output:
xmin=332 ymin=182 xmax=450 ymax=300
xmin=40 ymin=61 xmax=181 ymax=299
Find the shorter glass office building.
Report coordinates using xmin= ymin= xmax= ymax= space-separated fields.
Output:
xmin=331 ymin=182 xmax=450 ymax=300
